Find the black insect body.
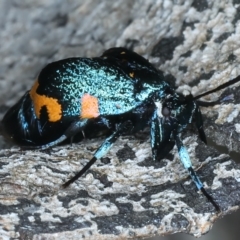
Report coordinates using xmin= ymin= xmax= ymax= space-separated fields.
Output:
xmin=2 ymin=47 xmax=240 ymax=211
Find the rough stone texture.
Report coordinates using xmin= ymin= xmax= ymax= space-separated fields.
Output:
xmin=1 ymin=0 xmax=240 ymax=239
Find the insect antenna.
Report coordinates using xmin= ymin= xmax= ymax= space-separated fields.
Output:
xmin=193 ymin=75 xmax=240 ymax=102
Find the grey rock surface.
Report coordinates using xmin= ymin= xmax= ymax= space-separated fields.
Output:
xmin=0 ymin=0 xmax=240 ymax=239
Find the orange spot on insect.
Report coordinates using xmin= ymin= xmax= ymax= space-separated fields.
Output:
xmin=129 ymin=72 xmax=134 ymax=78
xmin=81 ymin=94 xmax=100 ymax=119
xmin=29 ymin=81 xmax=62 ymax=122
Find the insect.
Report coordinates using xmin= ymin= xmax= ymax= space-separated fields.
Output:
xmin=1 ymin=47 xmax=240 ymax=211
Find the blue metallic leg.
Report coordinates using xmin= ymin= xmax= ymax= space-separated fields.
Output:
xmin=62 ymin=121 xmax=131 ymax=187
xmin=151 ymin=110 xmax=175 ymax=161
xmin=174 ymin=132 xmax=220 ymax=211
xmin=151 ymin=111 xmax=160 ymax=160
xmin=21 ymin=119 xmax=89 ymax=150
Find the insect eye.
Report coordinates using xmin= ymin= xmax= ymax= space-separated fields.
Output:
xmin=162 ymin=106 xmax=171 ymax=117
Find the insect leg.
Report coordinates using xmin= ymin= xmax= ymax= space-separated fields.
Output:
xmin=194 ymin=105 xmax=207 ymax=144
xmin=62 ymin=121 xmax=132 ymax=188
xmin=22 ymin=119 xmax=89 ymax=150
xmin=174 ymin=132 xmax=220 ymax=211
xmin=151 ymin=110 xmax=175 ymax=161
xmin=151 ymin=110 xmax=161 ymax=160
